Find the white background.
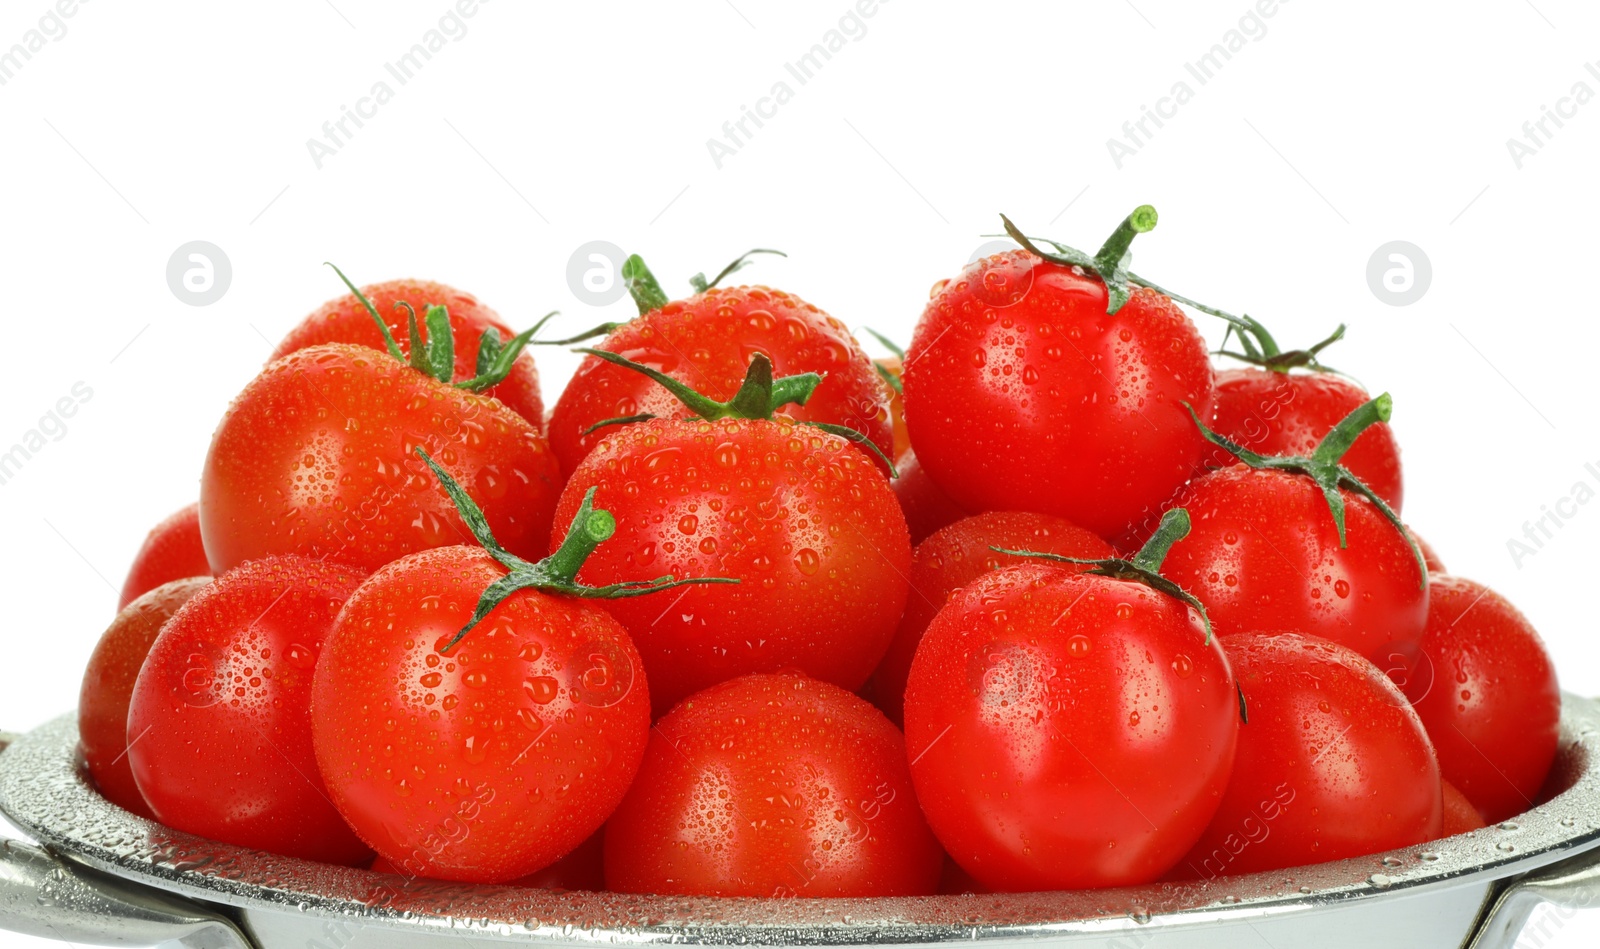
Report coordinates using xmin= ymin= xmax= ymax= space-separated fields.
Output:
xmin=0 ymin=0 xmax=1597 ymax=945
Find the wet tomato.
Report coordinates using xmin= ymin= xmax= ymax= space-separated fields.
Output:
xmin=80 ymin=577 xmax=210 ymax=818
xmin=118 ymin=504 xmax=210 ymax=608
xmin=1403 ymin=575 xmax=1559 ymax=823
xmin=604 ymin=674 xmax=943 ymax=897
xmin=1176 ymin=632 xmax=1441 ymax=878
xmin=126 ymin=557 xmax=371 ymax=865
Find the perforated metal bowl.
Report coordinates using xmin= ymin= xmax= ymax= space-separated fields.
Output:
xmin=3 ymin=699 xmax=1600 ymax=949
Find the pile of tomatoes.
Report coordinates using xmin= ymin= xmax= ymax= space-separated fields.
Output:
xmin=77 ymin=207 xmax=1561 ymax=897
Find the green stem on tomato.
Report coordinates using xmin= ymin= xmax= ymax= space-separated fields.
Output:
xmin=993 ymin=508 xmax=1214 ymax=642
xmin=415 ymin=448 xmax=737 ymax=654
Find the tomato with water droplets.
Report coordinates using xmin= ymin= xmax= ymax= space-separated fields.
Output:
xmin=1174 ymin=632 xmax=1441 ymax=879
xmin=904 ymin=559 xmax=1238 ymax=891
xmin=311 ymin=546 xmax=650 ymax=883
xmin=869 ymin=510 xmax=1112 ymax=726
xmin=891 ymin=449 xmax=969 ymax=546
xmin=126 ymin=557 xmax=371 ymax=865
xmin=272 ymin=278 xmax=545 ymax=428
xmin=1211 ymin=369 xmax=1404 ymax=511
xmin=557 ymin=417 xmax=910 ymax=714
xmin=1162 ymin=464 xmax=1427 ymax=667
xmin=549 ymin=285 xmax=892 ymax=474
xmin=200 ymin=343 xmax=561 ymax=574
xmin=604 ymin=673 xmax=943 ymax=897
xmin=903 ymin=248 xmax=1215 ymax=540
xmin=1403 ymin=575 xmax=1559 ymax=823
xmin=118 ymin=504 xmax=211 ymax=609
xmin=81 ymin=577 xmax=210 ymax=818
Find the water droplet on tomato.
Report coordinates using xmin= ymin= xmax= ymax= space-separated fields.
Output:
xmin=794 ymin=548 xmax=820 ymax=576
xmin=285 ymin=643 xmax=317 ymax=670
xmin=524 ymin=676 xmax=559 ymax=704
xmin=1067 ymin=635 xmax=1091 ymax=658
xmin=1172 ymin=654 xmax=1193 ymax=678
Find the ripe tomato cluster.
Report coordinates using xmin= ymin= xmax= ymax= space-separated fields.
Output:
xmin=80 ymin=213 xmax=1561 ymax=898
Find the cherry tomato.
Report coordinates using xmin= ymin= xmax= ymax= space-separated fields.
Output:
xmin=1212 ymin=368 xmax=1404 ymax=511
xmin=903 ymin=214 xmax=1214 ymax=541
xmin=118 ymin=504 xmax=211 ymax=609
xmin=1441 ymin=779 xmax=1487 ymax=836
xmin=201 ymin=343 xmax=561 ymax=574
xmin=604 ymin=674 xmax=943 ymax=897
xmin=311 ymin=545 xmax=650 ymax=882
xmin=548 ymin=281 xmax=892 ymax=475
xmin=891 ymin=449 xmax=968 ymax=546
xmin=1163 ymin=396 xmax=1427 ymax=666
xmin=1409 ymin=527 xmax=1446 ymax=574
xmin=1176 ymin=632 xmax=1441 ymax=879
xmin=559 ymin=416 xmax=909 ymax=714
xmin=272 ymin=278 xmax=545 ymax=428
xmin=371 ymin=830 xmax=605 ymax=890
xmin=127 ymin=557 xmax=370 ymax=865
xmin=80 ymin=577 xmax=210 ymax=818
xmin=1403 ymin=575 xmax=1559 ymax=823
xmin=904 ymin=512 xmax=1238 ymax=891
xmin=869 ymin=510 xmax=1112 ymax=726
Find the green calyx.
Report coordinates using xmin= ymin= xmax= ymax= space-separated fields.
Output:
xmin=325 ymin=263 xmax=555 ymax=392
xmin=993 ymin=508 xmax=1214 ymax=642
xmin=624 ymin=248 xmax=788 ymax=316
xmin=1185 ymin=394 xmax=1427 ymax=587
xmin=863 ymin=328 xmax=905 ymax=396
xmin=999 ymin=205 xmax=1159 ymax=315
xmin=527 ymin=249 xmax=789 ymax=349
xmin=1217 ymin=318 xmax=1347 ymax=374
xmin=575 ymin=348 xmax=899 ymax=477
xmin=415 ymin=448 xmax=737 ymax=654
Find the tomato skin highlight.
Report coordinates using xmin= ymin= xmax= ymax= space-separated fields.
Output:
xmin=1405 ymin=575 xmax=1559 ymax=824
xmin=1176 ymin=632 xmax=1441 ymax=879
xmin=1211 ymin=368 xmax=1404 ymax=511
xmin=80 ymin=577 xmax=210 ymax=819
xmin=311 ymin=546 xmax=649 ymax=883
xmin=904 ymin=563 xmax=1238 ymax=891
xmin=869 ymin=511 xmax=1112 ymax=726
xmin=1162 ymin=465 xmax=1428 ymax=665
xmin=118 ymin=504 xmax=211 ymax=609
xmin=548 ymin=286 xmax=892 ymax=474
xmin=903 ymin=250 xmax=1215 ymax=540
xmin=891 ymin=449 xmax=969 ymax=546
xmin=603 ymin=674 xmax=943 ymax=897
xmin=126 ymin=557 xmax=371 ymax=865
xmin=200 ymin=343 xmax=562 ymax=575
xmin=556 ymin=417 xmax=910 ymax=715
xmin=272 ymin=279 xmax=545 ymax=428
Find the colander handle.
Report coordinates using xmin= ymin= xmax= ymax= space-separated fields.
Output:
xmin=0 ymin=733 xmax=255 ymax=949
xmin=1463 ymin=841 xmax=1600 ymax=949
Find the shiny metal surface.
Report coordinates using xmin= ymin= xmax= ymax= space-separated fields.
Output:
xmin=1 ymin=698 xmax=1600 ymax=948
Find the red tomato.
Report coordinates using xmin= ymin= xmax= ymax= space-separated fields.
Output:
xmin=371 ymin=830 xmax=605 ymax=890
xmin=1212 ymin=368 xmax=1404 ymax=511
xmin=1410 ymin=527 xmax=1446 ymax=574
xmin=1163 ymin=411 xmax=1427 ymax=666
xmin=1441 ymin=779 xmax=1487 ymax=836
xmin=200 ymin=343 xmax=561 ymax=574
xmin=311 ymin=545 xmax=650 ymax=882
xmin=272 ymin=278 xmax=545 ymax=428
xmin=548 ymin=285 xmax=892 ymax=474
xmin=80 ymin=577 xmax=210 ymax=818
xmin=891 ymin=449 xmax=969 ymax=545
xmin=604 ymin=674 xmax=943 ymax=897
xmin=118 ymin=504 xmax=211 ymax=608
xmin=1404 ymin=576 xmax=1559 ymax=823
xmin=127 ymin=557 xmax=370 ymax=865
xmin=902 ymin=218 xmax=1214 ymax=540
xmin=904 ymin=516 xmax=1238 ymax=890
xmin=558 ymin=416 xmax=909 ymax=714
xmin=869 ymin=510 xmax=1112 ymax=726
xmin=1176 ymin=632 xmax=1441 ymax=879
